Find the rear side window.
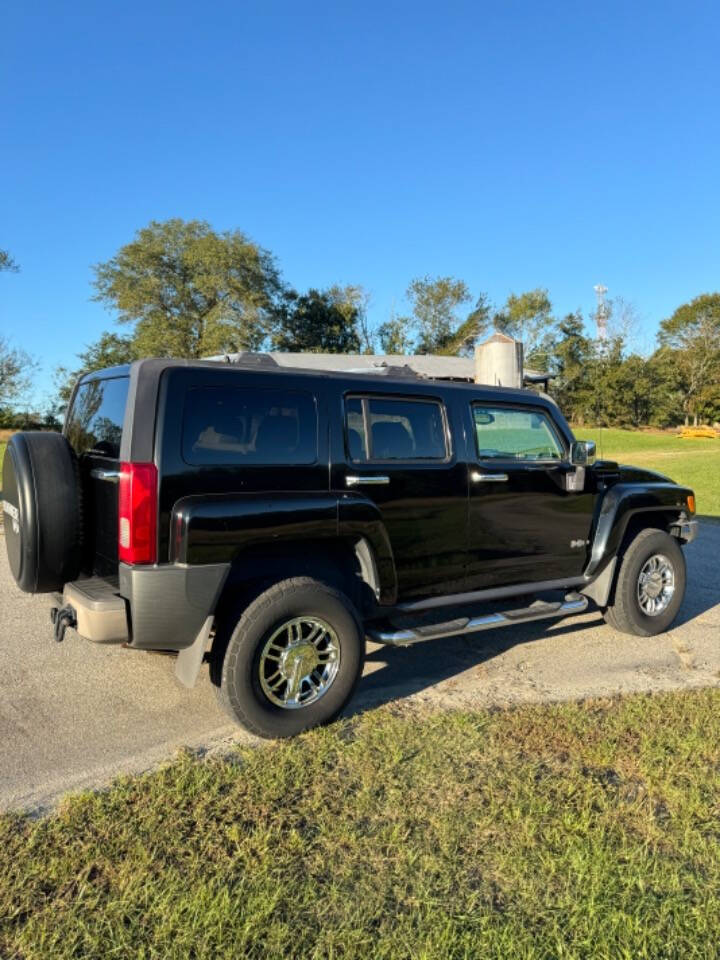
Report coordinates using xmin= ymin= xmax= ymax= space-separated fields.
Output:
xmin=182 ymin=386 xmax=318 ymax=465
xmin=346 ymin=395 xmax=448 ymax=461
xmin=65 ymin=376 xmax=129 ymax=458
xmin=472 ymin=404 xmax=565 ymax=461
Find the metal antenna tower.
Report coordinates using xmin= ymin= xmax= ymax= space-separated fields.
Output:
xmin=593 ymin=283 xmax=608 ymax=340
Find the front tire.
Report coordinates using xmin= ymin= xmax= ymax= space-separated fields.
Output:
xmin=213 ymin=577 xmax=365 ymax=739
xmin=603 ymin=529 xmax=686 ymax=636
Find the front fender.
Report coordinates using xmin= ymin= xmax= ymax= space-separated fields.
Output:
xmin=585 ymin=481 xmax=694 ymax=579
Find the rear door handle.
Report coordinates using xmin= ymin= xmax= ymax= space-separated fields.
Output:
xmin=346 ymin=475 xmax=390 ymax=487
xmin=471 ymin=471 xmax=509 ymax=483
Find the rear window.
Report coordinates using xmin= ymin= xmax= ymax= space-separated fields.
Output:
xmin=346 ymin=395 xmax=448 ymax=461
xmin=65 ymin=376 xmax=129 ymax=458
xmin=182 ymin=386 xmax=318 ymax=465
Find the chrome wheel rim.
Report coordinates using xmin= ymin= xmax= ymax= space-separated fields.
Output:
xmin=637 ymin=554 xmax=675 ymax=616
xmin=259 ymin=617 xmax=341 ymax=709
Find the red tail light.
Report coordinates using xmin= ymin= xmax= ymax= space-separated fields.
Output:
xmin=118 ymin=462 xmax=158 ymax=565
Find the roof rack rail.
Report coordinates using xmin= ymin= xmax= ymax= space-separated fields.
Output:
xmin=211 ymin=352 xmax=280 ymax=368
xmin=200 ymin=350 xmax=551 ymax=388
xmin=345 ymin=363 xmax=423 ymax=379
xmin=203 ymin=353 xmax=425 ymax=379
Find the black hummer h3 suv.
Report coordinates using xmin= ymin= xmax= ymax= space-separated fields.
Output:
xmin=3 ymin=357 xmax=698 ymax=738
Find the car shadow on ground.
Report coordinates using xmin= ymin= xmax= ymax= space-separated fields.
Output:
xmin=347 ymin=578 xmax=715 ymax=718
xmin=672 ymin=589 xmax=718 ymax=628
xmin=348 ymin=611 xmax=608 ymax=717
xmin=348 ymin=525 xmax=719 ymax=717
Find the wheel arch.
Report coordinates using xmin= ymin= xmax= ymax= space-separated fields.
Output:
xmin=601 ymin=526 xmax=686 ymax=636
xmin=213 ymin=537 xmax=379 ymax=617
xmin=582 ymin=484 xmax=693 ymax=607
xmin=585 ymin=483 xmax=693 ymax=578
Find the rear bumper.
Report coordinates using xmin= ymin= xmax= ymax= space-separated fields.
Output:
xmin=119 ymin=562 xmax=230 ymax=650
xmin=61 ymin=577 xmax=129 ymax=644
xmin=56 ymin=562 xmax=230 ymax=649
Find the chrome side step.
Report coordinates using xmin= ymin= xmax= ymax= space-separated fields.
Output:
xmin=366 ymin=595 xmax=589 ymax=647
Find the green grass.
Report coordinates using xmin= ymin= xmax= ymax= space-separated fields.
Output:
xmin=574 ymin=427 xmax=720 ymax=518
xmin=2 ymin=691 xmax=720 ymax=959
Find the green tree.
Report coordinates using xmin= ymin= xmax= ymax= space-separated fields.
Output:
xmin=0 ymin=337 xmax=34 ymax=410
xmin=376 ymin=315 xmax=415 ymax=354
xmin=494 ymin=289 xmax=555 ymax=367
xmin=549 ymin=312 xmax=593 ymax=422
xmin=79 ymin=331 xmax=136 ymax=370
xmin=272 ymin=286 xmax=362 ymax=353
xmin=398 ymin=277 xmax=490 ymax=355
xmin=612 ymin=354 xmax=660 ymax=427
xmin=697 ymin=381 xmax=720 ymax=424
xmin=584 ymin=335 xmax=627 ymax=427
xmin=405 ymin=276 xmax=472 ymax=353
xmin=440 ymin=293 xmax=492 ymax=356
xmin=92 ymin=219 xmax=283 ymax=358
xmin=658 ymin=293 xmax=720 ymax=425
xmin=643 ymin=348 xmax=686 ymax=427
xmin=55 ymin=332 xmax=137 ymax=409
xmin=0 ymin=249 xmax=19 ymax=273
xmin=344 ymin=286 xmax=374 ymax=354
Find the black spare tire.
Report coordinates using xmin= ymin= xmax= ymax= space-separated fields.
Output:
xmin=2 ymin=432 xmax=83 ymax=593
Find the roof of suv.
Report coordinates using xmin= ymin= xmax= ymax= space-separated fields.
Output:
xmin=78 ymin=356 xmax=552 ymax=404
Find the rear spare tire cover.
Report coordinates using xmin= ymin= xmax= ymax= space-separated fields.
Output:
xmin=2 ymin=432 xmax=83 ymax=593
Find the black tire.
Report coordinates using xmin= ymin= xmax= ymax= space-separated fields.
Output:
xmin=603 ymin=529 xmax=686 ymax=637
xmin=2 ymin=432 xmax=83 ymax=593
xmin=213 ymin=577 xmax=365 ymax=739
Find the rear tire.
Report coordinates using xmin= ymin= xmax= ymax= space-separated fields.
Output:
xmin=603 ymin=529 xmax=686 ymax=636
xmin=213 ymin=577 xmax=365 ymax=739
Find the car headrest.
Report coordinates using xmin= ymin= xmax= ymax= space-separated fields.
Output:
xmin=371 ymin=420 xmax=413 ymax=459
xmin=255 ymin=415 xmax=299 ymax=456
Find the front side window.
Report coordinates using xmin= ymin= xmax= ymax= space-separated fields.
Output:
xmin=65 ymin=376 xmax=129 ymax=458
xmin=472 ymin=404 xmax=564 ymax=461
xmin=346 ymin=395 xmax=448 ymax=461
xmin=182 ymin=386 xmax=317 ymax=465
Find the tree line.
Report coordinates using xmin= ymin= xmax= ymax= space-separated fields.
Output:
xmin=1 ymin=220 xmax=719 ymax=428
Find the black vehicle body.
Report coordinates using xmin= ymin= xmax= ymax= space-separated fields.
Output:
xmin=2 ymin=355 xmax=698 ymax=728
xmin=55 ymin=359 xmax=694 ymax=652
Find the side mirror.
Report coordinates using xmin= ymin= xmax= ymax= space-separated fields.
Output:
xmin=570 ymin=439 xmax=596 ymax=466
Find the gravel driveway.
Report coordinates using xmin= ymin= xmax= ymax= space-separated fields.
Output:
xmin=1 ymin=525 xmax=718 ymax=813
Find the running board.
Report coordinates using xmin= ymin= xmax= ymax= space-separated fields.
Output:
xmin=366 ymin=595 xmax=589 ymax=646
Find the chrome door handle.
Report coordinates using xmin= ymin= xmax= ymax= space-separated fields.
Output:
xmin=471 ymin=471 xmax=509 ymax=483
xmin=345 ymin=475 xmax=390 ymax=487
xmin=90 ymin=468 xmax=120 ymax=483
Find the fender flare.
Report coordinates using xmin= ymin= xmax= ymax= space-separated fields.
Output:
xmin=338 ymin=494 xmax=397 ymax=605
xmin=582 ymin=482 xmax=693 ymax=605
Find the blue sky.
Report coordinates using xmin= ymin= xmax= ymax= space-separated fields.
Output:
xmin=2 ymin=0 xmax=719 ymax=405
